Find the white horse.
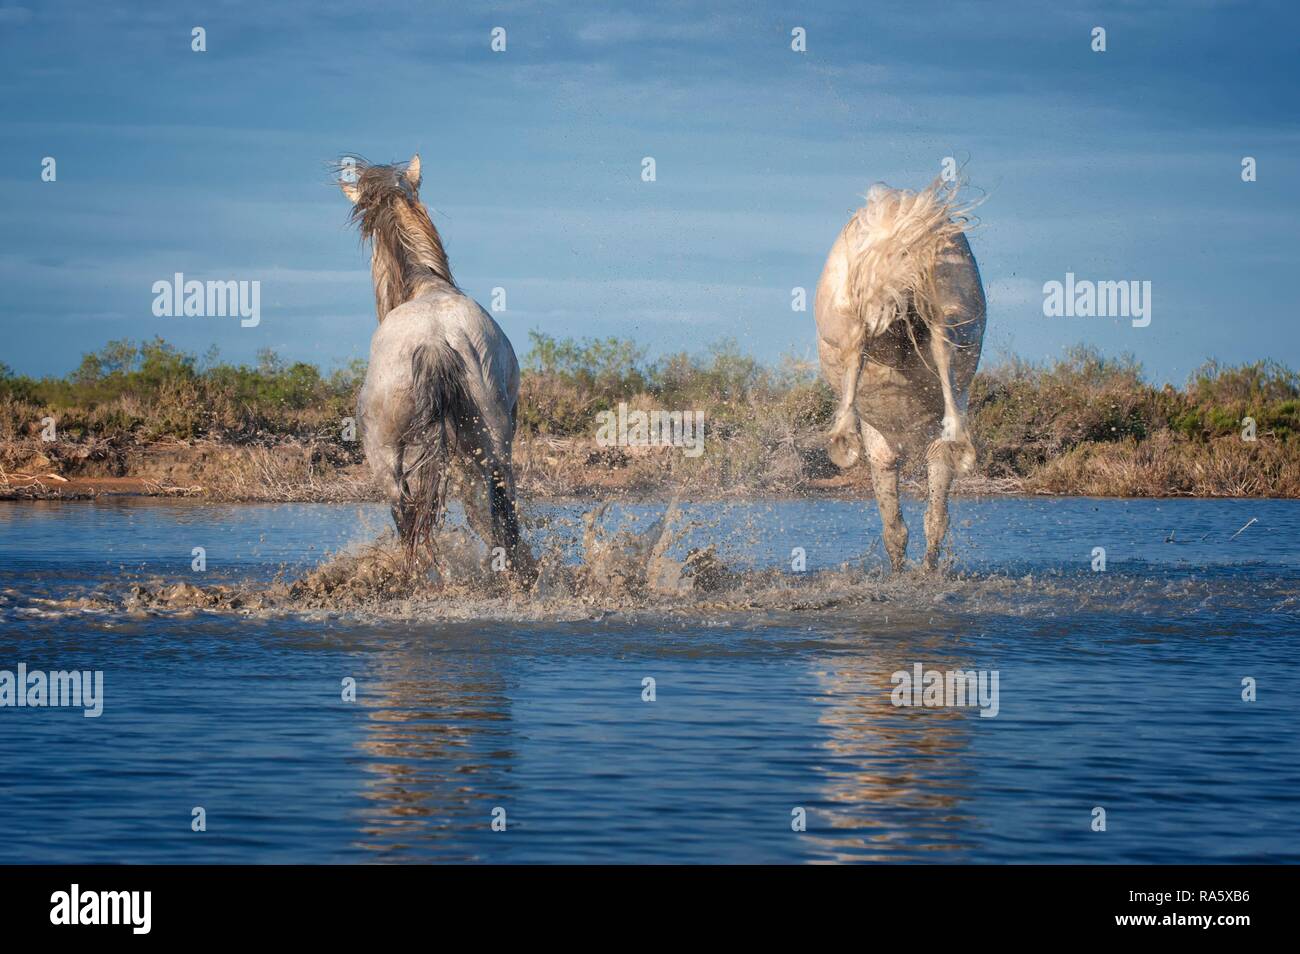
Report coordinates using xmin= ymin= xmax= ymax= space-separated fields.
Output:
xmin=338 ymin=154 xmax=534 ymax=578
xmin=814 ymin=178 xmax=987 ymax=572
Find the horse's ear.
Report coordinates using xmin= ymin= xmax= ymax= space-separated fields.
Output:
xmin=339 ymin=180 xmax=361 ymax=203
xmin=405 ymin=154 xmax=422 ymax=190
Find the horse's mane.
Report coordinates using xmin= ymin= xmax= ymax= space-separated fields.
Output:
xmin=337 ymin=156 xmax=455 ymax=321
xmin=843 ymin=176 xmax=979 ymax=361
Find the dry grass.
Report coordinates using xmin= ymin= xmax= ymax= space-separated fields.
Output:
xmin=209 ymin=444 xmax=376 ymax=502
xmin=1025 ymin=432 xmax=1300 ymax=497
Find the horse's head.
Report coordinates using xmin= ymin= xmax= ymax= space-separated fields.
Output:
xmin=337 ymin=154 xmax=423 ymax=217
xmin=335 ymin=153 xmax=452 ymax=319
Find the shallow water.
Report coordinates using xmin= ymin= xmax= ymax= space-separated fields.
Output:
xmin=1 ymin=496 xmax=1297 ymax=863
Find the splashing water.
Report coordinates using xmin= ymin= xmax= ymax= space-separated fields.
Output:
xmin=25 ymin=498 xmax=738 ymax=621
xmin=14 ymin=497 xmax=1299 ymax=626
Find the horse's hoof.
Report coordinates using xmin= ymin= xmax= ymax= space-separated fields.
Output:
xmin=828 ymin=434 xmax=860 ymax=469
xmin=928 ymin=436 xmax=977 ymax=475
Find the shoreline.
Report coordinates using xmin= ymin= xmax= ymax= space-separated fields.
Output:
xmin=2 ymin=437 xmax=1293 ymax=502
xmin=0 ymin=476 xmax=1031 ymax=502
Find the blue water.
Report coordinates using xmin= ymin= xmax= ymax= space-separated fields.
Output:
xmin=0 ymin=496 xmax=1297 ymax=863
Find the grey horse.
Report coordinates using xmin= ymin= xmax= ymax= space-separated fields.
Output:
xmin=814 ymin=178 xmax=987 ymax=572
xmin=338 ymin=154 xmax=534 ymax=578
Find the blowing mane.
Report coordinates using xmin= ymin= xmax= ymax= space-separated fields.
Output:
xmin=338 ymin=157 xmax=455 ymax=321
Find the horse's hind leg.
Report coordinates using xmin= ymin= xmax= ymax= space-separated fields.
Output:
xmin=922 ymin=448 xmax=955 ymax=571
xmin=364 ymin=427 xmax=410 ymax=541
xmin=927 ymin=317 xmax=976 ymax=473
xmin=392 ymin=445 xmax=423 ymax=546
xmin=380 ymin=432 xmax=443 ymax=554
xmin=391 ymin=444 xmax=433 ymax=551
xmin=472 ymin=451 xmax=535 ymax=580
xmin=458 ymin=458 xmax=499 ymax=559
xmin=862 ymin=421 xmax=907 ymax=573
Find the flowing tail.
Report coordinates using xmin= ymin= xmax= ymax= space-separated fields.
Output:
xmin=842 ymin=176 xmax=977 ymax=354
xmin=398 ymin=342 xmax=475 ymax=559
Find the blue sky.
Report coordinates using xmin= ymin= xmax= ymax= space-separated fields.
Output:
xmin=1 ymin=0 xmax=1296 ymax=383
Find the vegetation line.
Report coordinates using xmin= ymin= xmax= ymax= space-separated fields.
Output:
xmin=2 ymin=334 xmax=1297 ymax=499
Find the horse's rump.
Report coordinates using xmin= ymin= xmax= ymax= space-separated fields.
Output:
xmin=821 ymin=176 xmax=983 ymax=472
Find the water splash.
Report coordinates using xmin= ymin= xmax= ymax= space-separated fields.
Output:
xmin=14 ymin=498 xmax=1300 ymax=625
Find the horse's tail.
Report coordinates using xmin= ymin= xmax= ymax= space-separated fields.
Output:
xmin=841 ymin=176 xmax=977 ymax=357
xmin=399 ymin=341 xmax=475 ymax=559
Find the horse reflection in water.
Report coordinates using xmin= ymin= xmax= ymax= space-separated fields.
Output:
xmin=349 ymin=630 xmax=517 ymax=859
xmin=346 ymin=623 xmax=992 ymax=861
xmin=806 ymin=627 xmax=984 ymax=861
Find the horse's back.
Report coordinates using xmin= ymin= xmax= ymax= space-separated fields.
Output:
xmin=368 ymin=288 xmax=520 ymax=403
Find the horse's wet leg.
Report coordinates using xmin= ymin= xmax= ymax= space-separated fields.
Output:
xmin=376 ymin=443 xmax=414 ymax=545
xmin=458 ymin=461 xmax=495 ymax=550
xmin=871 ymin=460 xmax=908 ymax=573
xmin=927 ymin=316 xmax=976 ymax=473
xmin=476 ymin=456 xmax=536 ymax=583
xmin=923 ymin=451 xmax=954 ymax=571
xmin=863 ymin=424 xmax=907 ymax=572
xmin=391 ymin=505 xmax=411 ymax=542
